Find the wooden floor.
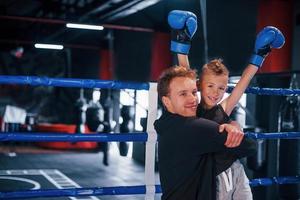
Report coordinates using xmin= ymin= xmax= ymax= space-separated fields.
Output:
xmin=0 ymin=142 xmax=161 ymax=200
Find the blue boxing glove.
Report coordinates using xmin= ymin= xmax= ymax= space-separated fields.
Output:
xmin=168 ymin=10 xmax=197 ymax=54
xmin=249 ymin=26 xmax=285 ymax=67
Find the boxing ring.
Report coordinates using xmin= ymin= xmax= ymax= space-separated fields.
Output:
xmin=1 ymin=75 xmax=300 ymax=199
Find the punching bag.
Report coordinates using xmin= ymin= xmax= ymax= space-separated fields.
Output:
xmin=75 ymin=89 xmax=88 ymax=133
xmin=85 ymin=101 xmax=105 ymax=133
xmin=279 ymin=74 xmax=300 ymax=200
xmin=86 ymin=91 xmax=110 ymax=166
xmin=119 ymin=105 xmax=134 ymax=157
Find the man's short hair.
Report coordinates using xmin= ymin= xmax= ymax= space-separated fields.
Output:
xmin=157 ymin=66 xmax=197 ymax=100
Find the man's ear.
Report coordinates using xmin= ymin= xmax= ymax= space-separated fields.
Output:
xmin=162 ymin=96 xmax=170 ymax=110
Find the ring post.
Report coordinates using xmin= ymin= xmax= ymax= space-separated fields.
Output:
xmin=144 ymin=82 xmax=158 ymax=200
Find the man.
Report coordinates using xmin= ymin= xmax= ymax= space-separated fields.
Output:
xmin=154 ymin=66 xmax=257 ymax=200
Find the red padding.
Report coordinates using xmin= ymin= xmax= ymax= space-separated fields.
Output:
xmin=36 ymin=124 xmax=98 ymax=150
xmin=257 ymin=0 xmax=293 ymax=73
xmin=150 ymin=32 xmax=172 ymax=81
xmin=99 ymin=49 xmax=113 ymax=80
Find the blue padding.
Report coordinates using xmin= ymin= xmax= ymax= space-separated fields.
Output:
xmin=227 ymin=86 xmax=300 ymax=96
xmin=0 ymin=133 xmax=148 ymax=142
xmin=0 ymin=75 xmax=149 ymax=90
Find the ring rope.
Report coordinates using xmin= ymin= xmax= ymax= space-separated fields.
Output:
xmin=0 ymin=75 xmax=149 ymax=90
xmin=1 ymin=131 xmax=300 ymax=143
xmin=0 ymin=185 xmax=161 ymax=199
xmin=0 ymin=132 xmax=148 ymax=142
xmin=1 ymin=176 xmax=300 ymax=199
xmin=1 ymin=75 xmax=300 ymax=95
xmin=250 ymin=176 xmax=300 ymax=187
xmin=245 ymin=132 xmax=300 ymax=139
xmin=227 ymin=85 xmax=300 ymax=96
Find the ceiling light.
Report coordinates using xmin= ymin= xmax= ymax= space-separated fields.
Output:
xmin=34 ymin=43 xmax=64 ymax=50
xmin=66 ymin=23 xmax=104 ymax=31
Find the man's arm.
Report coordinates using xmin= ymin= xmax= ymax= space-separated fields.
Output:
xmin=231 ymin=136 xmax=257 ymax=158
xmin=183 ymin=117 xmax=248 ymax=154
xmin=220 ymin=121 xmax=257 ymax=157
xmin=221 ymin=26 xmax=285 ymax=115
xmin=219 ymin=122 xmax=244 ymax=148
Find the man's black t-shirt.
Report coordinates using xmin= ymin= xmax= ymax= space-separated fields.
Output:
xmin=154 ymin=110 xmax=256 ymax=200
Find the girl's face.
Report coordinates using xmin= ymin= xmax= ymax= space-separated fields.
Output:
xmin=199 ymin=73 xmax=228 ymax=109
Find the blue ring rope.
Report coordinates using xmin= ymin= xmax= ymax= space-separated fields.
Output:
xmin=0 ymin=176 xmax=299 ymax=199
xmin=0 ymin=132 xmax=300 ymax=142
xmin=0 ymin=75 xmax=149 ymax=90
xmin=227 ymin=85 xmax=300 ymax=96
xmin=0 ymin=185 xmax=161 ymax=199
xmin=250 ymin=176 xmax=300 ymax=187
xmin=0 ymin=132 xmax=148 ymax=142
xmin=1 ymin=75 xmax=300 ymax=95
xmin=245 ymin=132 xmax=300 ymax=139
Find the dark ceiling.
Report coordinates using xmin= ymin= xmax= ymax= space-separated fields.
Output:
xmin=0 ymin=0 xmax=197 ymax=50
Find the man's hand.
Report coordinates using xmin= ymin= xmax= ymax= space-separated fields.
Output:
xmin=219 ymin=123 xmax=244 ymax=148
xmin=230 ymin=120 xmax=242 ymax=130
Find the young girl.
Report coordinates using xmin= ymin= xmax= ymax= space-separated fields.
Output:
xmin=196 ymin=58 xmax=256 ymax=199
